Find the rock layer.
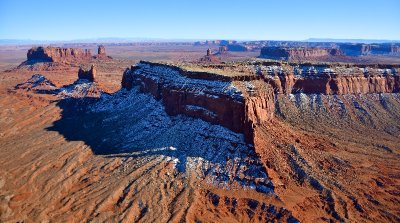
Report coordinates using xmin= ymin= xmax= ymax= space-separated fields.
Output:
xmin=260 ymin=47 xmax=343 ymax=60
xmin=264 ymin=71 xmax=400 ymax=94
xmin=78 ymin=65 xmax=97 ymax=82
xmin=122 ymin=61 xmax=274 ymax=143
xmin=27 ymin=46 xmax=92 ymax=63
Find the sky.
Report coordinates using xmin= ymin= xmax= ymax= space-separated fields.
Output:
xmin=0 ymin=0 xmax=399 ymax=41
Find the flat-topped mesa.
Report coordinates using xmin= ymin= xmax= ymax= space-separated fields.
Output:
xmin=27 ymin=46 xmax=92 ymax=63
xmin=122 ymin=61 xmax=275 ymax=143
xmin=338 ymin=43 xmax=400 ymax=56
xmin=260 ymin=64 xmax=400 ymax=94
xmin=260 ymin=46 xmax=343 ymax=61
xmin=78 ymin=64 xmax=96 ymax=82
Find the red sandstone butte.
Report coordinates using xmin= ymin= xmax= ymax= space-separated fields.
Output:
xmin=27 ymin=46 xmax=92 ymax=63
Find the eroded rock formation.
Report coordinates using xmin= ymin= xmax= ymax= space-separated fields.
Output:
xmin=94 ymin=45 xmax=112 ymax=60
xmin=198 ymin=49 xmax=221 ymax=63
xmin=261 ymin=65 xmax=400 ymax=94
xmin=260 ymin=46 xmax=343 ymax=60
xmin=27 ymin=46 xmax=92 ymax=63
xmin=78 ymin=65 xmax=96 ymax=82
xmin=24 ymin=45 xmax=112 ymax=66
xmin=122 ymin=61 xmax=274 ymax=143
xmin=338 ymin=43 xmax=400 ymax=56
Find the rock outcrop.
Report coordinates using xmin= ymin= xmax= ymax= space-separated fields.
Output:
xmin=98 ymin=45 xmax=106 ymax=55
xmin=14 ymin=74 xmax=57 ymax=92
xmin=78 ymin=65 xmax=96 ymax=82
xmin=27 ymin=46 xmax=92 ymax=63
xmin=260 ymin=47 xmax=343 ymax=60
xmin=122 ymin=61 xmax=274 ymax=143
xmin=23 ymin=45 xmax=112 ymax=66
xmin=261 ymin=65 xmax=400 ymax=95
xmin=338 ymin=43 xmax=400 ymax=56
xmin=94 ymin=45 xmax=112 ymax=60
xmin=121 ymin=61 xmax=400 ymax=142
xmin=198 ymin=49 xmax=221 ymax=63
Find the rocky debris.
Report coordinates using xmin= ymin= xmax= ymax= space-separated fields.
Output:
xmin=26 ymin=46 xmax=92 ymax=63
xmin=260 ymin=46 xmax=343 ymax=61
xmin=78 ymin=64 xmax=96 ymax=82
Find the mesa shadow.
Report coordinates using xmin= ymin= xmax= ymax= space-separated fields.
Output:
xmin=46 ymin=97 xmax=115 ymax=155
xmin=45 ymin=96 xmax=244 ymax=175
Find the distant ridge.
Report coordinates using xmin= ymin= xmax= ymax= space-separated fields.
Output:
xmin=0 ymin=37 xmax=202 ymax=45
xmin=306 ymin=38 xmax=400 ymax=44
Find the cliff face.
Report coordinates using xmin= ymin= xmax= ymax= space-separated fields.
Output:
xmin=260 ymin=47 xmax=343 ymax=60
xmin=93 ymin=45 xmax=112 ymax=60
xmin=267 ymin=73 xmax=400 ymax=95
xmin=27 ymin=46 xmax=92 ymax=63
xmin=122 ymin=61 xmax=400 ymax=143
xmin=338 ymin=43 xmax=400 ymax=56
xmin=25 ymin=45 xmax=112 ymax=65
xmin=78 ymin=65 xmax=97 ymax=82
xmin=122 ymin=61 xmax=275 ymax=143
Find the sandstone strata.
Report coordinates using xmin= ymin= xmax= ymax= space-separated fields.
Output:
xmin=198 ymin=49 xmax=221 ymax=63
xmin=260 ymin=47 xmax=343 ymax=60
xmin=25 ymin=45 xmax=112 ymax=65
xmin=261 ymin=65 xmax=400 ymax=94
xmin=93 ymin=45 xmax=112 ymax=60
xmin=122 ymin=61 xmax=274 ymax=143
xmin=338 ymin=43 xmax=400 ymax=56
xmin=27 ymin=46 xmax=92 ymax=63
xmin=122 ymin=61 xmax=400 ymax=143
xmin=78 ymin=65 xmax=96 ymax=82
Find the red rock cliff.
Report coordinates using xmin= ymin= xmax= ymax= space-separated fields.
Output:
xmin=121 ymin=61 xmax=275 ymax=143
xmin=27 ymin=46 xmax=92 ymax=63
xmin=260 ymin=47 xmax=343 ymax=60
xmin=266 ymin=73 xmax=400 ymax=95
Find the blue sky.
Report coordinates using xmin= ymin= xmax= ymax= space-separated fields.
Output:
xmin=0 ymin=0 xmax=399 ymax=40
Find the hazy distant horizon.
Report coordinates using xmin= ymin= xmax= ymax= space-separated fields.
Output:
xmin=1 ymin=37 xmax=400 ymax=46
xmin=1 ymin=0 xmax=399 ymax=41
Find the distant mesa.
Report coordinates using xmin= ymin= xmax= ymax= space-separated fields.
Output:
xmin=338 ymin=43 xmax=400 ymax=56
xmin=214 ymin=46 xmax=228 ymax=56
xmin=225 ymin=44 xmax=249 ymax=52
xmin=22 ymin=45 xmax=112 ymax=67
xmin=26 ymin=46 xmax=92 ymax=63
xmin=259 ymin=46 xmax=344 ymax=61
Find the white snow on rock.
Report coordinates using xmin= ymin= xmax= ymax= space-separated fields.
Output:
xmin=88 ymin=87 xmax=273 ymax=193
